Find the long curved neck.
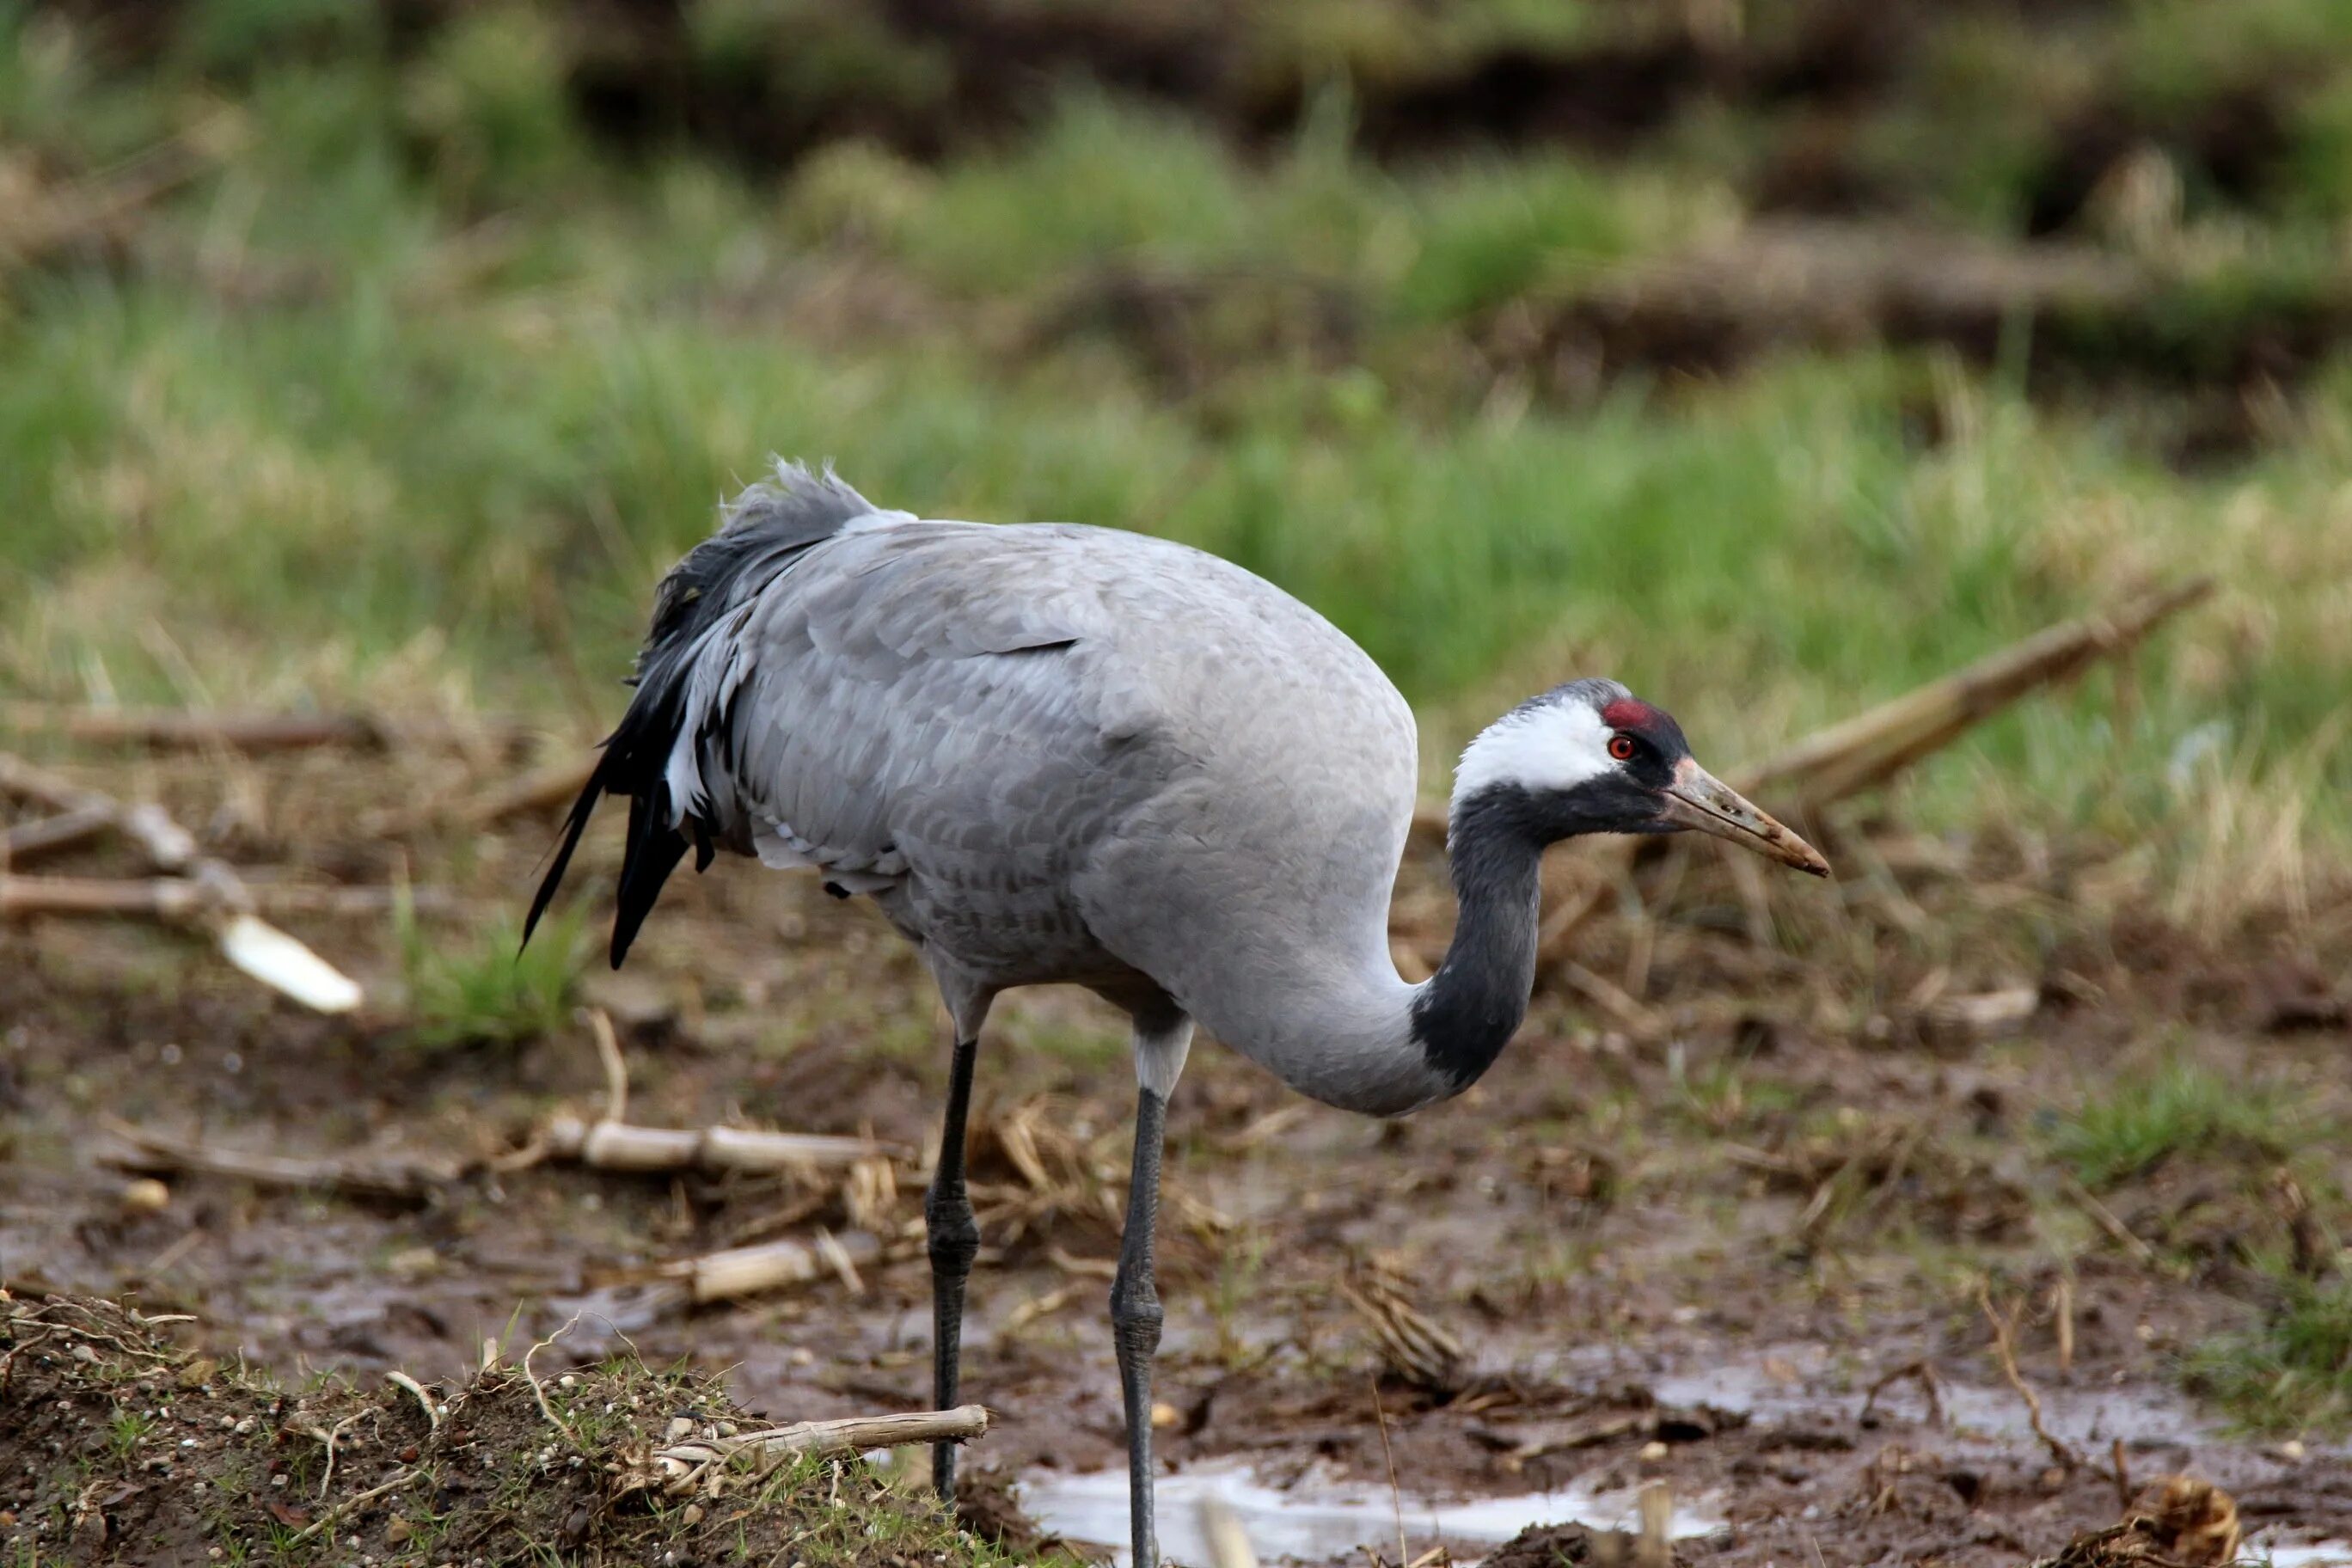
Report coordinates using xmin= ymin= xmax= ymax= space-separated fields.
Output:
xmin=1411 ymin=788 xmax=1549 ymax=1094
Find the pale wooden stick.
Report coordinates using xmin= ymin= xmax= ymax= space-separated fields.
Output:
xmin=656 ymin=1232 xmax=881 ymax=1304
xmin=542 ymin=1115 xmax=896 ymax=1174
xmin=98 ymin=1117 xmax=458 ymax=1200
xmin=0 ymin=752 xmax=362 ymax=1010
xmin=640 ymin=1404 xmax=989 ymax=1494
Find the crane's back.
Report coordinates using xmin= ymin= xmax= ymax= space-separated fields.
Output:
xmin=531 ymin=466 xmax=1424 ymax=1101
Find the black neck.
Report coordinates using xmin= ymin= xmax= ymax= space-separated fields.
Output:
xmin=1412 ymin=787 xmax=1549 ymax=1092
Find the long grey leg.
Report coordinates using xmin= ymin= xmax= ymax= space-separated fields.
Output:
xmin=1112 ymin=1083 xmax=1171 ymax=1568
xmin=927 ymin=1033 xmax=982 ymax=1500
xmin=1113 ymin=1011 xmax=1191 ymax=1568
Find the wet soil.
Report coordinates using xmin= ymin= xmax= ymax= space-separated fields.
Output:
xmin=3 ymin=744 xmax=2350 ymax=1565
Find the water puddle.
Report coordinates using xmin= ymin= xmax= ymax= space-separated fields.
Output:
xmin=1018 ymin=1459 xmax=1720 ymax=1565
xmin=2263 ymin=1541 xmax=2352 ymax=1567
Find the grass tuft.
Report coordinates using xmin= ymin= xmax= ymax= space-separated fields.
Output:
xmin=2185 ymin=1272 xmax=2352 ymax=1435
xmin=399 ymin=904 xmax=585 ymax=1050
xmin=2054 ymin=1061 xmax=2294 ymax=1191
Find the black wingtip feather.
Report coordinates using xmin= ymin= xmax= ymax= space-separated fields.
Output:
xmin=522 ymin=756 xmax=609 ymax=952
xmin=609 ymin=790 xmax=688 ymax=967
xmin=527 ymin=458 xmax=877 ymax=969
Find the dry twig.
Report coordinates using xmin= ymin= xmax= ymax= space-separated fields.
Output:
xmin=285 ymin=1469 xmax=415 ymax=1547
xmin=98 ymin=1118 xmax=458 ymax=1201
xmin=385 ymin=1371 xmax=440 ymax=1436
xmin=1979 ymin=1283 xmax=2084 ymax=1472
xmin=635 ymin=1405 xmax=989 ymax=1496
xmin=1860 ymin=1358 xmax=1946 ymax=1428
xmin=0 ymin=703 xmax=391 ymax=752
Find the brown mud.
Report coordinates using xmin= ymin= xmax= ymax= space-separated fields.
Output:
xmin=4 ymin=743 xmax=2352 ymax=1560
xmin=3 ymin=742 xmax=2350 ymax=1565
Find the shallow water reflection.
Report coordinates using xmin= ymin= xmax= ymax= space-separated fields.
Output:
xmin=1017 ymin=1458 xmax=1722 ymax=1566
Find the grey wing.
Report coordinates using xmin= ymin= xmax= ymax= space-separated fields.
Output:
xmin=688 ymin=524 xmax=1172 ymax=976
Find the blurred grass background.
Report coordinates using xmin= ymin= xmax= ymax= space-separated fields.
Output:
xmin=2 ymin=0 xmax=2348 ymax=910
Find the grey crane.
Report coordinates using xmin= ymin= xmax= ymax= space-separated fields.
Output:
xmin=525 ymin=462 xmax=1827 ymax=1567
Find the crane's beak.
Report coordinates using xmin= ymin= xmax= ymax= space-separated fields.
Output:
xmin=1657 ymin=759 xmax=1831 ymax=877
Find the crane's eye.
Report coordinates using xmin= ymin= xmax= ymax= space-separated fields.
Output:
xmin=1608 ymin=734 xmax=1638 ymax=762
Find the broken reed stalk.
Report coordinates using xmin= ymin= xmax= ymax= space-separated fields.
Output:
xmin=655 ymin=1231 xmax=880 ymax=1305
xmin=536 ymin=1010 xmax=905 ymax=1175
xmin=542 ymin=1116 xmax=897 ymax=1175
xmin=1743 ymin=576 xmax=2215 ymax=812
xmin=97 ymin=1117 xmax=459 ymax=1201
xmin=0 ymin=751 xmax=362 ymax=1012
xmin=640 ymin=1404 xmax=989 ymax=1496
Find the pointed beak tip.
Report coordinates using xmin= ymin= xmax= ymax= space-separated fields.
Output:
xmin=1663 ymin=762 xmax=1831 ymax=880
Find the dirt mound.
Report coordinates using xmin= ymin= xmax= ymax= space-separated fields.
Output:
xmin=0 ymin=1292 xmax=1010 ymax=1566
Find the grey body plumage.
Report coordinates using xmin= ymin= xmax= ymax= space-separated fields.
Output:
xmin=527 ymin=462 xmax=1828 ymax=1567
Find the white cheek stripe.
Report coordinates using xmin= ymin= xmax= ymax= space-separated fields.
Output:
xmin=1452 ymin=701 xmax=1615 ymax=806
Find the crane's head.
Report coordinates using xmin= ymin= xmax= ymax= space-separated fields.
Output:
xmin=1451 ymin=679 xmax=1829 ymax=876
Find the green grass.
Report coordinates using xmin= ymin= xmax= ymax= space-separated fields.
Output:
xmin=399 ymin=905 xmax=585 ymax=1050
xmin=2186 ymin=1271 xmax=2352 ymax=1435
xmin=0 ymin=2 xmax=2349 ymax=908
xmin=2055 ymin=1062 xmax=2295 ymax=1191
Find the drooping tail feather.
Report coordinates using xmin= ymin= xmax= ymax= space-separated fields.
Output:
xmin=523 ymin=461 xmax=879 ymax=966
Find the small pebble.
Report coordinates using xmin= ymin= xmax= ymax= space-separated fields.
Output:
xmin=118 ymin=1179 xmax=171 ymax=1216
xmin=681 ymin=1504 xmax=705 ymax=1527
xmin=1149 ymin=1401 xmax=1179 ymax=1430
xmin=1638 ymin=1440 xmax=1669 ymax=1462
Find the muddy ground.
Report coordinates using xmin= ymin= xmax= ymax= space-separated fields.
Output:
xmin=3 ymin=738 xmax=2349 ymax=1565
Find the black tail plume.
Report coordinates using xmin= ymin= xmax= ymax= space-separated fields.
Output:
xmin=522 ymin=461 xmax=878 ymax=967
